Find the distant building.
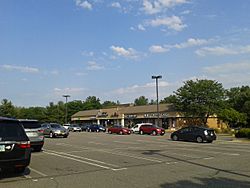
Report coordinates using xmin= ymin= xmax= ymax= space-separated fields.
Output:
xmin=71 ymin=104 xmax=227 ymax=130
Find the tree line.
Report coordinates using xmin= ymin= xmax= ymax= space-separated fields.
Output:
xmin=0 ymin=79 xmax=250 ymax=127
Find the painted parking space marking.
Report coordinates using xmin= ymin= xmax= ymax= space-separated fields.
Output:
xmin=50 ymin=143 xmax=163 ymax=163
xmin=29 ymin=167 xmax=48 ymax=177
xmin=43 ymin=150 xmax=127 ymax=171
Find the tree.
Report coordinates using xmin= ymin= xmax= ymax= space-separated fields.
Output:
xmin=83 ymin=96 xmax=101 ymax=110
xmin=134 ymin=96 xmax=149 ymax=106
xmin=226 ymin=86 xmax=250 ymax=127
xmin=218 ymin=108 xmax=247 ymax=128
xmin=174 ymin=79 xmax=225 ymax=125
xmin=160 ymin=95 xmax=177 ymax=104
xmin=0 ymin=99 xmax=17 ymax=118
xmin=102 ymin=101 xmax=117 ymax=108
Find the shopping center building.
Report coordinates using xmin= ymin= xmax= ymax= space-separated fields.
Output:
xmin=71 ymin=104 xmax=226 ymax=130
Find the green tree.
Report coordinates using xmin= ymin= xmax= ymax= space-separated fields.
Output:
xmin=174 ymin=79 xmax=225 ymax=125
xmin=102 ymin=101 xmax=117 ymax=108
xmin=160 ymin=95 xmax=177 ymax=104
xmin=134 ymin=96 xmax=149 ymax=106
xmin=226 ymin=86 xmax=250 ymax=126
xmin=83 ymin=96 xmax=101 ymax=110
xmin=0 ymin=99 xmax=17 ymax=118
xmin=218 ymin=108 xmax=247 ymax=128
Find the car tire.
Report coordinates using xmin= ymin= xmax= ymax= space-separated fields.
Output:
xmin=152 ymin=130 xmax=157 ymax=136
xmin=34 ymin=146 xmax=42 ymax=152
xmin=89 ymin=129 xmax=92 ymax=132
xmin=63 ymin=135 xmax=68 ymax=138
xmin=119 ymin=130 xmax=123 ymax=135
xmin=108 ymin=130 xmax=112 ymax=134
xmin=172 ymin=134 xmax=178 ymax=141
xmin=14 ymin=167 xmax=26 ymax=174
xmin=196 ymin=136 xmax=203 ymax=143
xmin=139 ymin=130 xmax=144 ymax=135
xmin=49 ymin=132 xmax=54 ymax=138
xmin=96 ymin=129 xmax=100 ymax=133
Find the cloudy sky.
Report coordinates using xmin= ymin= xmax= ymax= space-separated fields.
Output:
xmin=0 ymin=0 xmax=250 ymax=107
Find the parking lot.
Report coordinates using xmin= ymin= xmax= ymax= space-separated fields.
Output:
xmin=1 ymin=132 xmax=250 ymax=188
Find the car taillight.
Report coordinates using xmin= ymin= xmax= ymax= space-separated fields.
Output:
xmin=38 ymin=129 xmax=44 ymax=133
xmin=17 ymin=141 xmax=31 ymax=149
xmin=204 ymin=130 xmax=208 ymax=135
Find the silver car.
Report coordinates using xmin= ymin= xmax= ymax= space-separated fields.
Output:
xmin=42 ymin=123 xmax=69 ymax=138
xmin=19 ymin=119 xmax=44 ymax=152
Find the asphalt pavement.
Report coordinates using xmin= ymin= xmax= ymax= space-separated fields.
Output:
xmin=1 ymin=132 xmax=250 ymax=188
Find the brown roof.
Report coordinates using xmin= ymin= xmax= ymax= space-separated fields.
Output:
xmin=72 ymin=104 xmax=177 ymax=119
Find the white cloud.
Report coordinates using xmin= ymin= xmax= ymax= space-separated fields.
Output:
xmin=138 ymin=24 xmax=146 ymax=31
xmin=1 ymin=64 xmax=39 ymax=73
xmin=196 ymin=45 xmax=250 ymax=56
xmin=149 ymin=38 xmax=210 ymax=53
xmin=111 ymin=2 xmax=121 ymax=9
xmin=202 ymin=61 xmax=250 ymax=87
xmin=75 ymin=0 xmax=92 ymax=10
xmin=142 ymin=0 xmax=188 ymax=15
xmin=86 ymin=61 xmax=104 ymax=70
xmin=149 ymin=45 xmax=169 ymax=53
xmin=147 ymin=16 xmax=187 ymax=31
xmin=174 ymin=38 xmax=210 ymax=49
xmin=203 ymin=61 xmax=250 ymax=74
xmin=110 ymin=45 xmax=140 ymax=59
xmin=53 ymin=87 xmax=86 ymax=96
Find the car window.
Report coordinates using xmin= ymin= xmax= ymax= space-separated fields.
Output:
xmin=51 ymin=124 xmax=61 ymax=128
xmin=20 ymin=121 xmax=41 ymax=129
xmin=0 ymin=120 xmax=26 ymax=140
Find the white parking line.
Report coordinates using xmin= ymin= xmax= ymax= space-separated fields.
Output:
xmin=53 ymin=143 xmax=163 ymax=163
xmin=29 ymin=167 xmax=48 ymax=177
xmin=43 ymin=150 xmax=126 ymax=171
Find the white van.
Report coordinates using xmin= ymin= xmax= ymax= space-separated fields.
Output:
xmin=131 ymin=123 xmax=153 ymax=133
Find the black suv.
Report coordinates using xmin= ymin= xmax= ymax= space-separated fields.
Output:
xmin=0 ymin=117 xmax=31 ymax=173
xmin=171 ymin=126 xmax=216 ymax=143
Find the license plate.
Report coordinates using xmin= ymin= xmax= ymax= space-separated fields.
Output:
xmin=27 ymin=132 xmax=38 ymax=137
xmin=0 ymin=145 xmax=5 ymax=152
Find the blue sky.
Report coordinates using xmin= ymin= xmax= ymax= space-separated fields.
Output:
xmin=1 ymin=0 xmax=250 ymax=107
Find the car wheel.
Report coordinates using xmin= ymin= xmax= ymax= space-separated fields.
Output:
xmin=14 ymin=167 xmax=26 ymax=174
xmin=139 ymin=130 xmax=144 ymax=135
xmin=172 ymin=134 xmax=178 ymax=141
xmin=49 ymin=132 xmax=54 ymax=138
xmin=196 ymin=136 xmax=203 ymax=143
xmin=152 ymin=130 xmax=157 ymax=136
xmin=89 ymin=129 xmax=92 ymax=132
xmin=63 ymin=135 xmax=68 ymax=138
xmin=33 ymin=146 xmax=42 ymax=152
xmin=207 ymin=140 xmax=213 ymax=143
xmin=119 ymin=130 xmax=123 ymax=135
xmin=96 ymin=129 xmax=100 ymax=132
xmin=108 ymin=130 xmax=112 ymax=134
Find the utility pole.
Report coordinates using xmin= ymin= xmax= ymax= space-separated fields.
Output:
xmin=63 ymin=95 xmax=70 ymax=124
xmin=152 ymin=75 xmax=162 ymax=127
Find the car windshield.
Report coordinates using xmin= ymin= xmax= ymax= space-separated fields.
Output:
xmin=51 ymin=124 xmax=61 ymax=128
xmin=0 ymin=120 xmax=26 ymax=140
xmin=20 ymin=121 xmax=41 ymax=129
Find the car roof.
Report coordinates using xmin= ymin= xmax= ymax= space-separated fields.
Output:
xmin=18 ymin=119 xmax=38 ymax=122
xmin=0 ymin=116 xmax=18 ymax=121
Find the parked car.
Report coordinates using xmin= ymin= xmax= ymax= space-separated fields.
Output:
xmin=139 ymin=124 xmax=165 ymax=136
xmin=171 ymin=126 xmax=216 ymax=143
xmin=71 ymin=124 xmax=82 ymax=132
xmin=108 ymin=125 xmax=131 ymax=135
xmin=80 ymin=124 xmax=90 ymax=131
xmin=0 ymin=117 xmax=31 ymax=173
xmin=87 ymin=124 xmax=106 ymax=132
xmin=131 ymin=123 xmax=153 ymax=133
xmin=63 ymin=124 xmax=73 ymax=131
xmin=41 ymin=123 xmax=69 ymax=138
xmin=19 ymin=119 xmax=44 ymax=152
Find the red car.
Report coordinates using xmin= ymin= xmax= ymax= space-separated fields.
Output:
xmin=139 ymin=124 xmax=165 ymax=136
xmin=108 ymin=125 xmax=131 ymax=135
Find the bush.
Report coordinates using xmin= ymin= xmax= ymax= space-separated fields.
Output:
xmin=235 ymin=128 xmax=250 ymax=138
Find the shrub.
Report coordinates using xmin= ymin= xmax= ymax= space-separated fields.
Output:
xmin=235 ymin=128 xmax=250 ymax=138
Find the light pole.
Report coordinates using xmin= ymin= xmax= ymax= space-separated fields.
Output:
xmin=152 ymin=75 xmax=162 ymax=127
xmin=63 ymin=95 xmax=70 ymax=124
